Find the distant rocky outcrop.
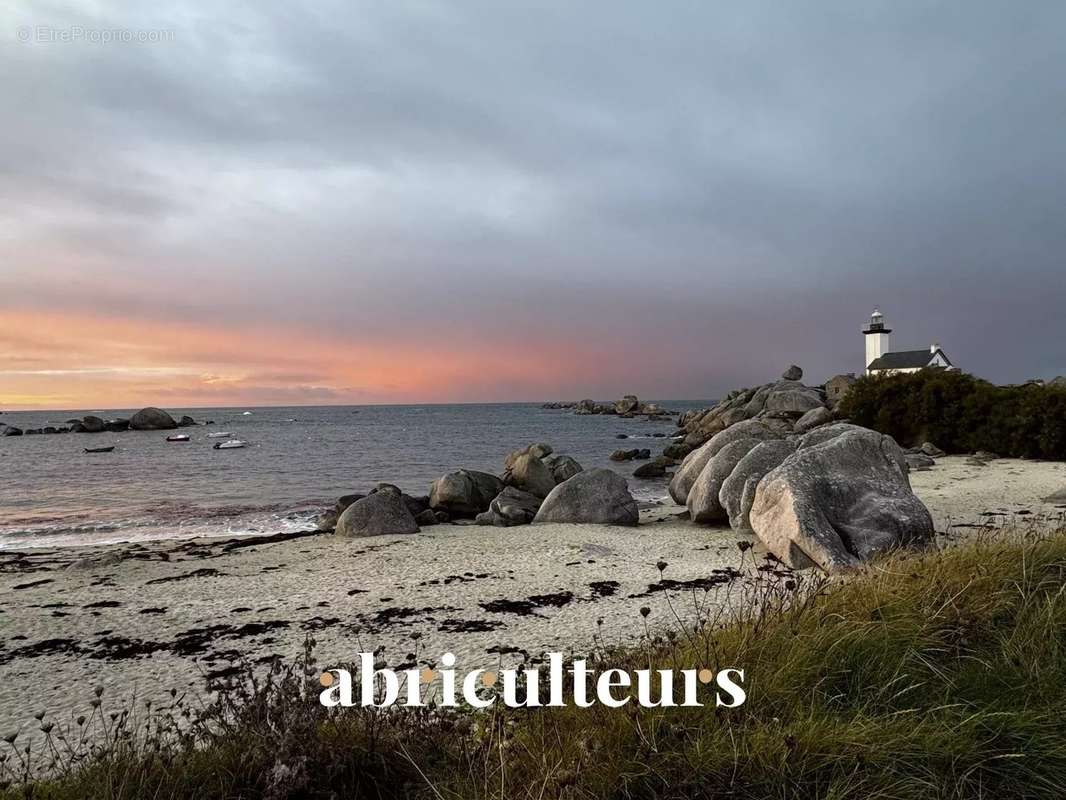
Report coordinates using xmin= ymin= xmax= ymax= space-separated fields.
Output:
xmin=130 ymin=407 xmax=179 ymax=431
xmin=542 ymin=395 xmax=673 ymax=418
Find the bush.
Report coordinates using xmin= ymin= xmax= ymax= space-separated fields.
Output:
xmin=838 ymin=370 xmax=1066 ymax=458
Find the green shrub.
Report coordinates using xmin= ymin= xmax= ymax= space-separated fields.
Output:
xmin=838 ymin=370 xmax=1066 ymax=458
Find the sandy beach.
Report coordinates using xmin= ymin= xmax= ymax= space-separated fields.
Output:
xmin=2 ymin=455 xmax=1065 ymax=737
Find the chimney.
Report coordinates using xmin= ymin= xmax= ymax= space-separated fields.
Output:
xmin=930 ymin=342 xmax=939 ymax=353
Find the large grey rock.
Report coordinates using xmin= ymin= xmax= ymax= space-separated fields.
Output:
xmin=335 ymin=491 xmax=419 ymax=537
xmin=534 ymin=468 xmax=638 ymax=526
xmin=317 ymin=493 xmax=367 ymax=530
xmin=543 ymin=453 xmax=583 ymax=484
xmin=763 ymin=383 xmax=825 ymax=416
xmin=794 ymin=406 xmax=834 ymax=433
xmin=429 ymin=470 xmax=504 ymax=518
xmin=130 ymin=407 xmax=178 ymax=430
xmin=1 ymin=424 xmax=23 ymax=436
xmin=669 ymin=440 xmax=715 ymax=504
xmin=633 ymin=458 xmax=669 ymax=478
xmin=720 ymin=439 xmax=799 ymax=534
xmin=504 ymin=443 xmax=553 ymax=471
xmin=504 ymin=452 xmax=556 ymax=499
xmin=105 ymin=418 xmax=130 ymax=432
xmin=476 ymin=487 xmax=542 ymax=527
xmin=797 ymin=422 xmax=869 ymax=450
xmin=750 ymin=429 xmax=934 ymax=572
xmin=668 ymin=419 xmax=780 ymax=505
xmin=687 ymin=438 xmax=764 ymax=523
xmin=782 ymin=365 xmax=803 ymax=381
xmin=81 ymin=415 xmax=107 ymax=434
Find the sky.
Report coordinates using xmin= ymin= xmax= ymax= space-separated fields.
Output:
xmin=2 ymin=1 xmax=1065 ymax=410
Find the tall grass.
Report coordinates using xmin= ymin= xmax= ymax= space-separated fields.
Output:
xmin=5 ymin=529 xmax=1066 ymax=799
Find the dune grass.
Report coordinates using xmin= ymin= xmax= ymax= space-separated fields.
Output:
xmin=5 ymin=529 xmax=1066 ymax=799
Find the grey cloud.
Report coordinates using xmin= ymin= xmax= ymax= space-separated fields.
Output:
xmin=2 ymin=0 xmax=1065 ymax=399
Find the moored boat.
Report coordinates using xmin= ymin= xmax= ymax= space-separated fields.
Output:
xmin=213 ymin=439 xmax=247 ymax=449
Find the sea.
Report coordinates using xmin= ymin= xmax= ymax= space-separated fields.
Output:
xmin=0 ymin=402 xmax=710 ymax=549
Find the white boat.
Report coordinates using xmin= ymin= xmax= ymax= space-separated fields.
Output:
xmin=241 ymin=411 xmax=253 ymax=416
xmin=213 ymin=439 xmax=247 ymax=450
xmin=206 ymin=431 xmax=234 ymax=438
xmin=166 ymin=434 xmax=191 ymax=442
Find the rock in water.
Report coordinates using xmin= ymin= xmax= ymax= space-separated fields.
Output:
xmin=534 ymin=468 xmax=639 ymax=526
xmin=720 ymin=439 xmax=799 ymax=534
xmin=749 ymin=429 xmax=934 ymax=572
xmin=476 ymin=487 xmax=542 ymax=527
xmin=335 ymin=492 xmax=419 ymax=537
xmin=782 ymin=365 xmax=803 ymax=381
xmin=614 ymin=395 xmax=640 ymax=415
xmin=632 ymin=458 xmax=669 ymax=478
xmin=129 ymin=407 xmax=178 ymax=430
xmin=504 ymin=452 xmax=556 ymax=498
xmin=920 ymin=441 xmax=946 ymax=458
xmin=429 ymin=470 xmax=505 ymax=518
xmin=80 ymin=415 xmax=107 ymax=433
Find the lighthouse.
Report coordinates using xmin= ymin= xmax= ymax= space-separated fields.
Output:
xmin=863 ymin=308 xmax=891 ymax=372
xmin=862 ymin=308 xmax=957 ymax=375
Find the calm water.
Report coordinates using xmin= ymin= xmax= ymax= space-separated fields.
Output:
xmin=0 ymin=402 xmax=709 ymax=548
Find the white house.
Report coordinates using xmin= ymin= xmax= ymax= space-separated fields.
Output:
xmin=863 ymin=309 xmax=955 ymax=375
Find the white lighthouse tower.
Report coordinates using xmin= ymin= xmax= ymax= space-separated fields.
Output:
xmin=863 ymin=308 xmax=891 ymax=372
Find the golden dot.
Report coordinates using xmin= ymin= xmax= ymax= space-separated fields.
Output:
xmin=481 ymin=671 xmax=497 ymax=687
xmin=420 ymin=668 xmax=436 ymax=684
xmin=319 ymin=672 xmax=334 ymax=687
xmin=698 ymin=668 xmax=714 ymax=684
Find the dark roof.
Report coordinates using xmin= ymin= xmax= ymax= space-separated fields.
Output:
xmin=868 ymin=349 xmax=950 ymax=371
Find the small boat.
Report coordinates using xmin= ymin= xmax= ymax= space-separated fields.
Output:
xmin=206 ymin=431 xmax=234 ymax=438
xmin=166 ymin=434 xmax=191 ymax=442
xmin=213 ymin=439 xmax=246 ymax=450
xmin=241 ymin=411 xmax=253 ymax=416
xmin=84 ymin=446 xmax=115 ymax=453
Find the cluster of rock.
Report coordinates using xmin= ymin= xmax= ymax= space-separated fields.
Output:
xmin=609 ymin=447 xmax=651 ymax=461
xmin=667 ymin=366 xmax=935 ymax=572
xmin=319 ymin=443 xmax=640 ymax=537
xmin=1 ymin=407 xmax=205 ymax=437
xmin=542 ymin=395 xmax=672 ymax=418
xmin=673 ymin=366 xmax=835 ymax=452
